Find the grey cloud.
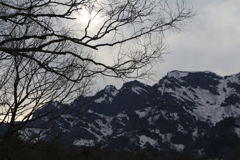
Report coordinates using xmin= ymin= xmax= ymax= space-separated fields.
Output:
xmin=97 ymin=0 xmax=240 ymax=89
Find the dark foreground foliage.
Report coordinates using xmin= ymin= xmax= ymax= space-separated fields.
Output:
xmin=1 ymin=135 xmax=240 ymax=160
xmin=8 ymin=142 xmax=197 ymax=160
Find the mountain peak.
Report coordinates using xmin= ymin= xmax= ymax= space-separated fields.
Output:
xmin=166 ymin=70 xmax=222 ymax=79
xmin=120 ymin=80 xmax=150 ymax=95
xmin=103 ymin=85 xmax=119 ymax=96
xmin=224 ymin=72 xmax=240 ymax=83
xmin=166 ymin=70 xmax=189 ymax=79
xmin=121 ymin=80 xmax=150 ymax=88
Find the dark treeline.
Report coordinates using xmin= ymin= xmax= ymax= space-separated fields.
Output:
xmin=3 ymin=136 xmax=240 ymax=160
xmin=2 ymin=140 xmax=197 ymax=160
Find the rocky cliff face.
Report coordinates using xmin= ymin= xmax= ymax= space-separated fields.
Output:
xmin=20 ymin=70 xmax=240 ymax=154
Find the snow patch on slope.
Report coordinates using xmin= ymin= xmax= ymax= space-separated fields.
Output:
xmin=234 ymin=128 xmax=240 ymax=137
xmin=139 ymin=135 xmax=157 ymax=148
xmin=160 ymin=110 xmax=179 ymax=120
xmin=225 ymin=73 xmax=240 ymax=84
xmin=135 ymin=107 xmax=152 ymax=118
xmin=95 ymin=118 xmax=113 ymax=136
xmin=172 ymin=144 xmax=185 ymax=152
xmin=86 ymin=111 xmax=114 ymax=137
xmin=104 ymin=85 xmax=119 ymax=96
xmin=95 ymin=94 xmax=113 ymax=103
xmin=132 ymin=86 xmax=147 ymax=95
xmin=178 ymin=124 xmax=187 ymax=134
xmin=61 ymin=114 xmax=79 ymax=127
xmin=73 ymin=139 xmax=95 ymax=147
xmin=116 ymin=112 xmax=129 ymax=120
xmin=18 ymin=128 xmax=49 ymax=143
xmin=191 ymin=105 xmax=240 ymax=125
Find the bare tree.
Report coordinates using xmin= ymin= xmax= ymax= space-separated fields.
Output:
xmin=0 ymin=0 xmax=194 ymax=79
xmin=0 ymin=28 xmax=93 ymax=159
xmin=0 ymin=0 xmax=194 ymax=159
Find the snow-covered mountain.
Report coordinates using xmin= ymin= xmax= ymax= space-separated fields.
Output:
xmin=20 ymin=70 xmax=240 ymax=154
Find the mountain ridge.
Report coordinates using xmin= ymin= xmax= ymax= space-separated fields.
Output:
xmin=18 ymin=70 xmax=240 ymax=158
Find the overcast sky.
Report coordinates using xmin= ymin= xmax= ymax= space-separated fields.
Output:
xmin=96 ymin=0 xmax=240 ymax=90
